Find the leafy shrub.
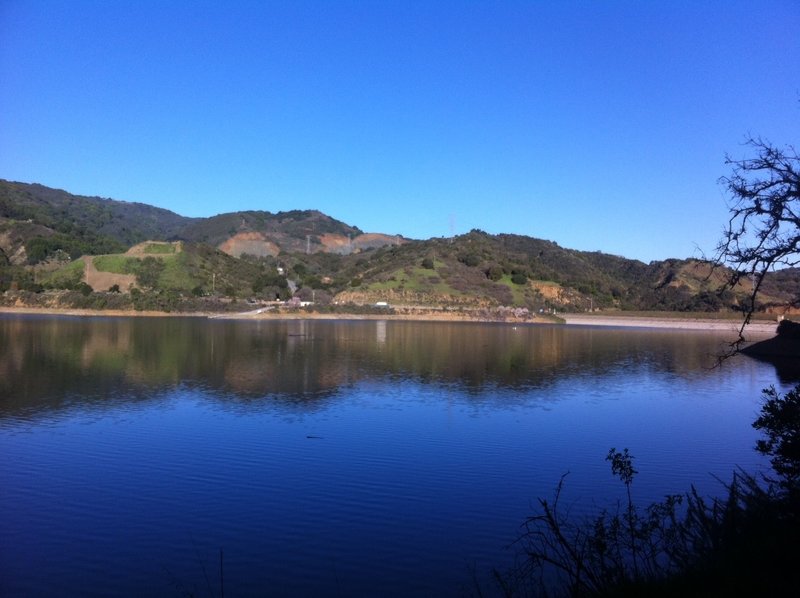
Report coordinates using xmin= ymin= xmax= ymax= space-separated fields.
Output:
xmin=135 ymin=257 xmax=165 ymax=289
xmin=753 ymin=385 xmax=800 ymax=487
xmin=459 ymin=253 xmax=481 ymax=267
xmin=511 ymin=272 xmax=528 ymax=285
xmin=486 ymin=264 xmax=504 ymax=281
xmin=493 ymin=385 xmax=800 ymax=597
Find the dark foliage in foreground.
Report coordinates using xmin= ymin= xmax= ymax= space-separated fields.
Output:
xmin=490 ymin=385 xmax=800 ymax=597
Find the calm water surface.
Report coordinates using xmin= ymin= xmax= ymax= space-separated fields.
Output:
xmin=0 ymin=315 xmax=789 ymax=597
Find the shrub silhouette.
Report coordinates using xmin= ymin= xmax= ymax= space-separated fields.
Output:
xmin=493 ymin=384 xmax=800 ymax=597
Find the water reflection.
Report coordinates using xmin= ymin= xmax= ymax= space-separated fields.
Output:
xmin=0 ymin=314 xmax=764 ymax=419
xmin=0 ymin=314 xmax=785 ymax=597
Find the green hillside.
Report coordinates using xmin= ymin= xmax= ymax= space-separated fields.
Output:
xmin=281 ymin=230 xmax=784 ymax=313
xmin=84 ymin=242 xmax=267 ymax=297
xmin=1 ymin=180 xmax=797 ymax=314
xmin=0 ymin=180 xmax=368 ymax=259
xmin=0 ymin=180 xmax=191 ymax=251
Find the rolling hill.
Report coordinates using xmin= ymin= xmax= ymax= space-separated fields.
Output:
xmin=1 ymin=179 xmax=797 ymax=314
xmin=0 ymin=179 xmax=404 ymax=259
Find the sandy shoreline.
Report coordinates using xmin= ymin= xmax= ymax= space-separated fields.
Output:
xmin=562 ymin=313 xmax=777 ymax=335
xmin=0 ymin=306 xmax=210 ymax=318
xmin=0 ymin=305 xmax=780 ymax=334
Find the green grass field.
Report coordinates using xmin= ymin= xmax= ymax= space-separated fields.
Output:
xmin=158 ymin=253 xmax=198 ymax=290
xmin=93 ymin=255 xmax=138 ymax=274
xmin=40 ymin=258 xmax=85 ymax=287
xmin=143 ymin=242 xmax=177 ymax=254
xmin=366 ymin=265 xmax=465 ymax=297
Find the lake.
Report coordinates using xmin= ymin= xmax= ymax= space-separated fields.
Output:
xmin=0 ymin=315 xmax=789 ymax=597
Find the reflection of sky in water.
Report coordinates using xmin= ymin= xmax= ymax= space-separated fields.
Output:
xmin=0 ymin=316 xmax=786 ymax=596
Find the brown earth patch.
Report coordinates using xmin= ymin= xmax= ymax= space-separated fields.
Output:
xmin=318 ymin=232 xmax=404 ymax=253
xmin=218 ymin=232 xmax=279 ymax=257
xmin=352 ymin=233 xmax=403 ymax=250
xmin=530 ymin=281 xmax=566 ymax=301
xmin=83 ymin=256 xmax=137 ymax=292
xmin=318 ymin=233 xmax=351 ymax=251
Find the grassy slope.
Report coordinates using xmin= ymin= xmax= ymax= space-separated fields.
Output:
xmin=61 ymin=243 xmax=263 ymax=296
xmin=3 ymin=178 xmax=795 ymax=310
xmin=39 ymin=258 xmax=85 ymax=288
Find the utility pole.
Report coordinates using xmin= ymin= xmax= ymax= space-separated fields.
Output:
xmin=306 ymin=235 xmax=311 ymax=255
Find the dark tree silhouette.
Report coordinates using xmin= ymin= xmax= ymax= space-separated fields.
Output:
xmin=754 ymin=385 xmax=800 ymax=490
xmin=716 ymin=137 xmax=800 ymax=339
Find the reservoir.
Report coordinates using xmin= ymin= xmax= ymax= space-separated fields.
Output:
xmin=0 ymin=315 xmax=787 ymax=596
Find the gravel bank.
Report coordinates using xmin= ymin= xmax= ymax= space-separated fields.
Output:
xmin=562 ymin=313 xmax=777 ymax=336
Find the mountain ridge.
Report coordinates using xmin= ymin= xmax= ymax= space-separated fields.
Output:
xmin=0 ymin=179 xmax=403 ymax=258
xmin=1 ymin=179 xmax=797 ymax=314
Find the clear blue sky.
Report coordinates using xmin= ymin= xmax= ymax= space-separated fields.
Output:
xmin=1 ymin=1 xmax=798 ymax=263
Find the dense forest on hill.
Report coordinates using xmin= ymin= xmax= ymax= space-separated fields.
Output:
xmin=0 ymin=180 xmax=191 ymax=249
xmin=178 ymin=209 xmax=364 ymax=252
xmin=1 ymin=179 xmax=797 ymax=314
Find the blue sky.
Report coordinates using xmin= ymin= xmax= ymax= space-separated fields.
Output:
xmin=1 ymin=1 xmax=798 ymax=263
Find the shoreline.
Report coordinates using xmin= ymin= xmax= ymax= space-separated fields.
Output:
xmin=0 ymin=305 xmax=544 ymax=324
xmin=562 ymin=313 xmax=777 ymax=335
xmin=0 ymin=305 xmax=779 ymax=334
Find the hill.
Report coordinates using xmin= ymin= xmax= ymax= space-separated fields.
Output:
xmin=283 ymin=230 xmax=791 ymax=313
xmin=178 ymin=209 xmax=403 ymax=257
xmin=0 ymin=180 xmax=403 ymax=260
xmin=0 ymin=180 xmax=192 ymax=253
xmin=1 ymin=180 xmax=798 ymax=314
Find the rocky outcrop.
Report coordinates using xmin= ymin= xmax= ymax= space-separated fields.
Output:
xmin=217 ymin=233 xmax=280 ymax=258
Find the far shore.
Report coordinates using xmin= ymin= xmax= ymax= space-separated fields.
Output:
xmin=562 ymin=313 xmax=778 ymax=335
xmin=0 ymin=305 xmax=781 ymax=335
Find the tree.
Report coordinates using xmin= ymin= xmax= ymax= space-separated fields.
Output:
xmin=485 ymin=264 xmax=503 ymax=281
xmin=135 ymin=257 xmax=165 ymax=290
xmin=716 ymin=137 xmax=800 ymax=330
xmin=753 ymin=385 xmax=800 ymax=490
xmin=511 ymin=271 xmax=528 ymax=285
xmin=458 ymin=253 xmax=481 ymax=267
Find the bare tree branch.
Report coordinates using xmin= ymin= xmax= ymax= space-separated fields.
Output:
xmin=715 ymin=137 xmax=800 ymax=350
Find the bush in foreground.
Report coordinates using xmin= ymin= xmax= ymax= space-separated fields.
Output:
xmin=490 ymin=385 xmax=800 ymax=597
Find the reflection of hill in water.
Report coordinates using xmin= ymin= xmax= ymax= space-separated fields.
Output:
xmin=0 ymin=315 xmax=748 ymax=419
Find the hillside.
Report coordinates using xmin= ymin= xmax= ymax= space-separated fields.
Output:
xmin=178 ymin=209 xmax=403 ymax=256
xmin=0 ymin=180 xmax=192 ymax=251
xmin=0 ymin=179 xmax=402 ymax=259
xmin=1 ymin=180 xmax=798 ymax=314
xmin=283 ymin=230 xmax=791 ymax=313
